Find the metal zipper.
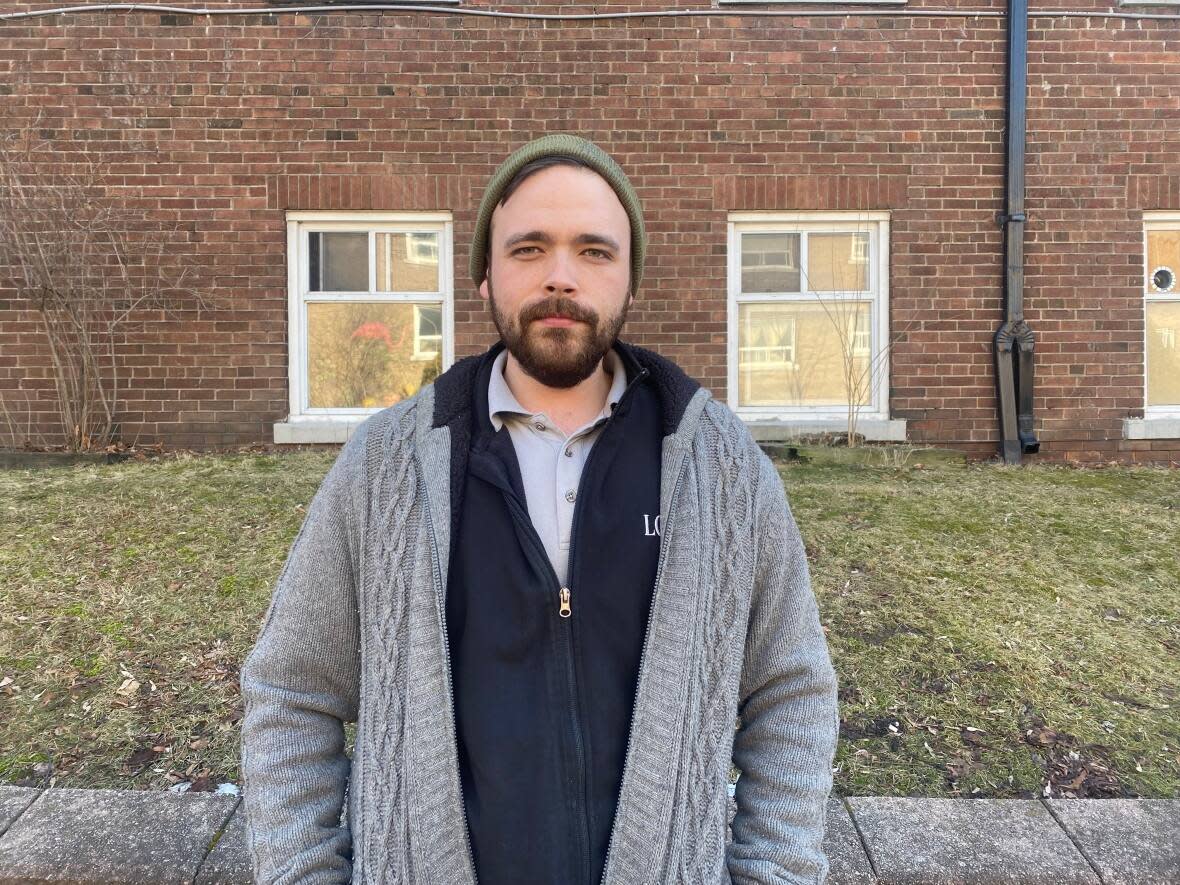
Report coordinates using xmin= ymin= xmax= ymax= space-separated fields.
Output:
xmin=559 ymin=364 xmax=650 ymax=885
xmin=501 ymin=491 xmax=591 ymax=885
xmin=496 ymin=367 xmax=651 ymax=885
xmin=597 ymin=447 xmax=689 ymax=885
xmin=418 ymin=469 xmax=479 ymax=885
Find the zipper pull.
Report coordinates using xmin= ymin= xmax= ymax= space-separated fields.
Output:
xmin=558 ymin=587 xmax=572 ymax=618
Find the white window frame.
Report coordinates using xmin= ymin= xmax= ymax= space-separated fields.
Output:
xmin=1127 ymin=212 xmax=1180 ymax=439
xmin=727 ymin=211 xmax=904 ymax=440
xmin=275 ymin=211 xmax=454 ymax=444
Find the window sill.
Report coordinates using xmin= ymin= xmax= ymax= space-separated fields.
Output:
xmin=740 ymin=416 xmax=907 ymax=442
xmin=1123 ymin=416 xmax=1180 ymax=440
xmin=274 ymin=417 xmax=368 ymax=445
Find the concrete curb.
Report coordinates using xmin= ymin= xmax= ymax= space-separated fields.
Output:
xmin=0 ymin=785 xmax=1176 ymax=884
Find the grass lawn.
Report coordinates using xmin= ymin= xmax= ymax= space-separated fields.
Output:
xmin=1 ymin=448 xmax=1177 ymax=799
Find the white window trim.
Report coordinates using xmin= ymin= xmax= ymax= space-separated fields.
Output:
xmin=1130 ymin=212 xmax=1180 ymax=438
xmin=726 ymin=211 xmax=903 ymax=441
xmin=275 ymin=211 xmax=454 ymax=444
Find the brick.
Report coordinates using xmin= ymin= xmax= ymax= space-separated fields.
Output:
xmin=0 ymin=11 xmax=1175 ymax=460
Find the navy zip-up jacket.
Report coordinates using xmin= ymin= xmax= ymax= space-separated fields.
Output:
xmin=442 ymin=341 xmax=696 ymax=885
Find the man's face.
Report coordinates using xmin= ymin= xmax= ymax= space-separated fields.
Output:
xmin=479 ymin=164 xmax=633 ymax=389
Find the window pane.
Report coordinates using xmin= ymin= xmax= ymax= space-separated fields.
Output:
xmin=808 ymin=232 xmax=870 ymax=292
xmin=1147 ymin=301 xmax=1180 ymax=406
xmin=414 ymin=304 xmax=443 ymax=358
xmin=1147 ymin=230 xmax=1180 ymax=294
xmin=738 ymin=302 xmax=872 ymax=407
xmin=309 ymin=232 xmax=368 ymax=292
xmin=741 ymin=233 xmax=801 ymax=293
xmin=377 ymin=232 xmax=440 ymax=292
xmin=307 ymin=302 xmax=443 ymax=408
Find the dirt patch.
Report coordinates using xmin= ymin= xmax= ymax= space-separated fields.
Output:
xmin=1022 ymin=716 xmax=1133 ymax=798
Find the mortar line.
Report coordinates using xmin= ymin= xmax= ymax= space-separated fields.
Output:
xmin=191 ymin=794 xmax=242 ymax=885
xmin=1040 ymin=797 xmax=1105 ymax=885
xmin=0 ymin=787 xmax=44 ymax=842
xmin=841 ymin=795 xmax=882 ymax=882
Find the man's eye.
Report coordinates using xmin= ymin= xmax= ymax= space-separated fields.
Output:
xmin=511 ymin=246 xmax=540 ymax=256
xmin=585 ymin=249 xmax=612 ymax=259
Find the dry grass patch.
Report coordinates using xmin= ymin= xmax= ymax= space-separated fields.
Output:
xmin=1 ymin=450 xmax=1177 ymax=798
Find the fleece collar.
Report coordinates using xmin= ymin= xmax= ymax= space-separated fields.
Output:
xmin=431 ymin=339 xmax=701 ymax=439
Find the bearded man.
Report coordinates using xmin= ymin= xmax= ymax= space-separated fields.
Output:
xmin=240 ymin=134 xmax=840 ymax=885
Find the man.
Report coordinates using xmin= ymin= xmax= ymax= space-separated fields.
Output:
xmin=240 ymin=134 xmax=839 ymax=885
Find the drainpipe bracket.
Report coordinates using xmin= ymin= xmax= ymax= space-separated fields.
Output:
xmin=996 ymin=211 xmax=1028 ymax=225
xmin=995 ymin=319 xmax=1034 ymax=353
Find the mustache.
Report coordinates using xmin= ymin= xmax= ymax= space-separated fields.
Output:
xmin=518 ymin=296 xmax=598 ymax=327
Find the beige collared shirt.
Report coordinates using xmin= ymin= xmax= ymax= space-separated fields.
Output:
xmin=488 ymin=347 xmax=628 ymax=586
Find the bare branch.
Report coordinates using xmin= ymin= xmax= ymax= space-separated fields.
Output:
xmin=1 ymin=57 xmax=217 ymax=451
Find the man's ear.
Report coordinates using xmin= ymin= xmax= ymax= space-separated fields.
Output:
xmin=479 ymin=276 xmax=490 ymax=301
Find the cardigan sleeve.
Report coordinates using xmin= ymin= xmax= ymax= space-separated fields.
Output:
xmin=238 ymin=421 xmax=370 ymax=884
xmin=726 ymin=450 xmax=840 ymax=885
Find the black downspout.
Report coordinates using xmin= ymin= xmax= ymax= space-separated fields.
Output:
xmin=994 ymin=0 xmax=1040 ymax=463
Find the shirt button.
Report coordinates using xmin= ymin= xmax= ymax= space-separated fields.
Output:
xmin=565 ymin=489 xmax=576 ymax=503
xmin=533 ymin=421 xmax=546 ymax=432
xmin=564 ymin=447 xmax=574 ymax=457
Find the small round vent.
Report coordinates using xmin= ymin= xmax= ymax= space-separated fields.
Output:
xmin=1150 ymin=266 xmax=1175 ymax=294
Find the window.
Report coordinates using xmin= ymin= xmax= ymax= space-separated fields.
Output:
xmin=1145 ymin=217 xmax=1180 ymax=414
xmin=727 ymin=213 xmax=892 ymax=427
xmin=279 ymin=212 xmax=453 ymax=440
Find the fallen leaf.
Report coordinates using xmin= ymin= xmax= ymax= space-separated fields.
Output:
xmin=126 ymin=747 xmax=161 ymax=769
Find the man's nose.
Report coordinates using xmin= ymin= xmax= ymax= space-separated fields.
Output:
xmin=543 ymin=251 xmax=577 ymax=294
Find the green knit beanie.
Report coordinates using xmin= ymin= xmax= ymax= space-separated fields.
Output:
xmin=469 ymin=134 xmax=646 ymax=297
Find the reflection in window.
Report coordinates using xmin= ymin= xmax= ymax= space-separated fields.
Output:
xmin=1146 ymin=226 xmax=1180 ymax=409
xmin=413 ymin=304 xmax=443 ymax=360
xmin=808 ymin=232 xmax=870 ymax=292
xmin=740 ymin=233 xmax=801 ymax=293
xmin=309 ymin=232 xmax=368 ymax=293
xmin=737 ymin=302 xmax=871 ymax=408
xmin=377 ymin=232 xmax=439 ymax=292
xmin=307 ymin=302 xmax=442 ymax=409
xmin=1147 ymin=302 xmax=1180 ymax=407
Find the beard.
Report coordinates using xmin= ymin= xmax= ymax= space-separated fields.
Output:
xmin=487 ymin=278 xmax=630 ymax=389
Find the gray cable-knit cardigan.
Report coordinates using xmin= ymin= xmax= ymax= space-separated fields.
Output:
xmin=239 ymin=380 xmax=840 ymax=885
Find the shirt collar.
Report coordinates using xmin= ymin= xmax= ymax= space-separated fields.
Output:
xmin=488 ymin=347 xmax=628 ymax=432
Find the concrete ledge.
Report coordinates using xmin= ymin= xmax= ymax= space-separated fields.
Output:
xmin=196 ymin=800 xmax=252 ymax=885
xmin=741 ymin=417 xmax=908 ymax=442
xmin=824 ymin=799 xmax=877 ymax=884
xmin=0 ymin=785 xmax=237 ymax=885
xmin=273 ymin=417 xmax=366 ymax=444
xmin=0 ymin=785 xmax=1177 ymax=884
xmin=847 ymin=797 xmax=1101 ymax=884
xmin=1045 ymin=799 xmax=1180 ymax=885
xmin=278 ymin=416 xmax=910 ymax=445
xmin=0 ymin=785 xmax=40 ymax=834
xmin=1123 ymin=416 xmax=1180 ymax=440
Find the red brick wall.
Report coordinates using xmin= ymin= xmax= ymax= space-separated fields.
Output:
xmin=1 ymin=2 xmax=1178 ymax=462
